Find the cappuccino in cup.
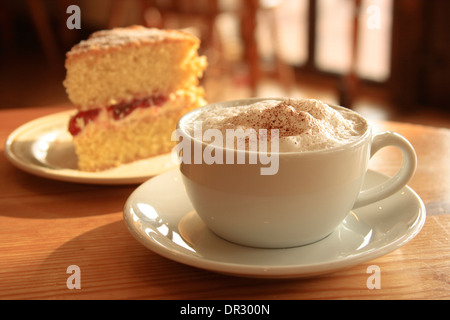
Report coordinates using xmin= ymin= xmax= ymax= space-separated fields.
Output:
xmin=175 ymin=98 xmax=417 ymax=248
xmin=174 ymin=99 xmax=368 ymax=175
xmin=186 ymin=98 xmax=367 ymax=152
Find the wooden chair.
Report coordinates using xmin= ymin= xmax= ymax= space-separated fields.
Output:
xmin=0 ymin=0 xmax=79 ymax=64
xmin=108 ymin=0 xmax=295 ymax=96
xmin=338 ymin=0 xmax=362 ymax=108
xmin=109 ymin=0 xmax=219 ymax=54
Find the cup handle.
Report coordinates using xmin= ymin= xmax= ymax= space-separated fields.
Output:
xmin=353 ymin=131 xmax=417 ymax=209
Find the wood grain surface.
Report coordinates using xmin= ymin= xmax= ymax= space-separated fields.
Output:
xmin=1 ymin=105 xmax=449 ymax=300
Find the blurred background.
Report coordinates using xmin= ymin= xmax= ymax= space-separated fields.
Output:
xmin=1 ymin=0 xmax=449 ymax=127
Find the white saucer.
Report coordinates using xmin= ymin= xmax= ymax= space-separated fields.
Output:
xmin=123 ymin=169 xmax=426 ymax=278
xmin=5 ymin=110 xmax=177 ymax=185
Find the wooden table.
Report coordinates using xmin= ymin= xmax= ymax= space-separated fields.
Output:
xmin=1 ymin=105 xmax=449 ymax=301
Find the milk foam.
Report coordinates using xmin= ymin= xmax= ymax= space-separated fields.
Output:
xmin=187 ymin=99 xmax=368 ymax=152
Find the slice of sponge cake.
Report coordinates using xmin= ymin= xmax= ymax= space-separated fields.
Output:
xmin=63 ymin=26 xmax=207 ymax=171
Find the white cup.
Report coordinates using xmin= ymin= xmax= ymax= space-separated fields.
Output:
xmin=176 ymin=98 xmax=417 ymax=248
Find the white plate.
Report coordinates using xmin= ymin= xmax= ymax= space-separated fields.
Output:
xmin=123 ymin=169 xmax=426 ymax=279
xmin=5 ymin=110 xmax=178 ymax=185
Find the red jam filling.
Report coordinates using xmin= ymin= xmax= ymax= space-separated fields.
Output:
xmin=68 ymin=95 xmax=168 ymax=136
xmin=68 ymin=109 xmax=101 ymax=136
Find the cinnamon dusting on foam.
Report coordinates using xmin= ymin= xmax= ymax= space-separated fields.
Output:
xmin=192 ymin=98 xmax=367 ymax=152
